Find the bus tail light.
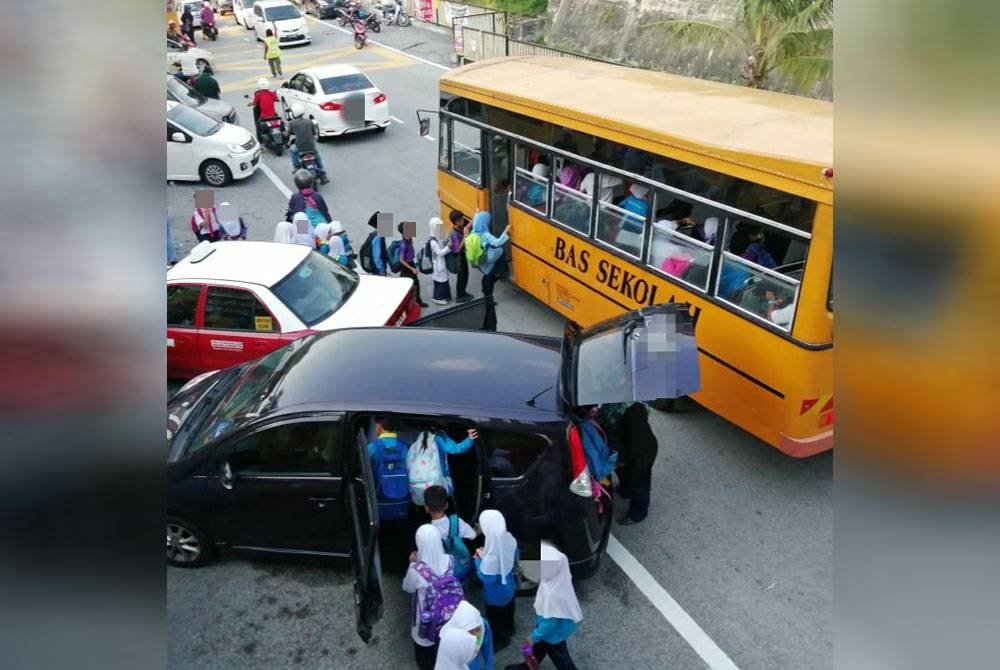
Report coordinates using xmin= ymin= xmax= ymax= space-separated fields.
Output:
xmin=819 ymin=410 xmax=834 ymax=427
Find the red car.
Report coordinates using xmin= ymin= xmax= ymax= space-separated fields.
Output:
xmin=167 ymin=241 xmax=419 ymax=378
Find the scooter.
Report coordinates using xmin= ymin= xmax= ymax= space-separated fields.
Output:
xmin=258 ymin=117 xmax=285 ymax=155
xmin=351 ymin=14 xmax=368 ymax=49
xmin=379 ymin=0 xmax=409 ymax=27
xmin=202 ymin=21 xmax=218 ymax=40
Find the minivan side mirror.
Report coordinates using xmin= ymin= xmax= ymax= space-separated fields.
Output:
xmin=171 ymin=132 xmax=188 ymax=143
xmin=220 ymin=461 xmax=234 ymax=490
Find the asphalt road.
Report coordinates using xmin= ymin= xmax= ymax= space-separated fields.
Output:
xmin=166 ymin=16 xmax=832 ymax=670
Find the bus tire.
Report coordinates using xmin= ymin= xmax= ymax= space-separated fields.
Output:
xmin=650 ymin=398 xmax=676 ymax=412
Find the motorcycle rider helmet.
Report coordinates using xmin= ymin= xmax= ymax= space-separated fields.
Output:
xmin=291 ymin=103 xmax=305 ymax=118
xmin=294 ymin=169 xmax=314 ymax=190
xmin=256 ymin=78 xmax=269 ymax=90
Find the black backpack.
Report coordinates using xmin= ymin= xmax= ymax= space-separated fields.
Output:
xmin=359 ymin=230 xmax=377 ymax=274
xmin=417 ymin=238 xmax=434 ymax=275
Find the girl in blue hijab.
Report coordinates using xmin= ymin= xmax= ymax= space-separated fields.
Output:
xmin=470 ymin=211 xmax=510 ymax=299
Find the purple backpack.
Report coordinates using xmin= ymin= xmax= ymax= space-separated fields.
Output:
xmin=412 ymin=558 xmax=464 ymax=642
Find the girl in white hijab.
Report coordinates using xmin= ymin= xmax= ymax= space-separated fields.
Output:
xmin=436 ymin=601 xmax=491 ymax=670
xmin=474 ymin=509 xmax=518 ymax=648
xmin=313 ymin=222 xmax=331 ymax=252
xmin=327 ymin=233 xmax=350 ymax=267
xmin=404 ymin=524 xmax=458 ymax=670
xmin=273 ymin=220 xmax=295 ymax=244
xmin=217 ymin=202 xmax=246 ymax=240
xmin=291 ymin=212 xmax=313 ymax=247
xmin=513 ymin=541 xmax=583 ymax=670
xmin=428 ymin=217 xmax=452 ymax=305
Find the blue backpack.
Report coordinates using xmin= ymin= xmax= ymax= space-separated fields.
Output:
xmin=387 ymin=240 xmax=403 ymax=273
xmin=442 ymin=515 xmax=473 ymax=582
xmin=576 ymin=419 xmax=618 ymax=482
xmin=373 ymin=437 xmax=409 ymax=519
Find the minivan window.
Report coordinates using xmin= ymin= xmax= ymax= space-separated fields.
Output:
xmin=225 ymin=423 xmax=341 ymax=474
xmin=484 ymin=429 xmax=548 ymax=477
xmin=168 ymin=104 xmax=221 ymax=137
xmin=265 ymin=5 xmax=301 ymax=20
xmin=167 ymin=77 xmax=204 ymax=106
xmin=271 ymin=252 xmax=359 ymax=326
xmin=575 ymin=329 xmax=630 ymax=406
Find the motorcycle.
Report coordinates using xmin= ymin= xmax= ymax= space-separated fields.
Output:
xmin=351 ymin=14 xmax=368 ymax=49
xmin=379 ymin=0 xmax=409 ymax=27
xmin=202 ymin=21 xmax=218 ymax=40
xmin=296 ymin=147 xmax=323 ymax=187
xmin=259 ymin=117 xmax=285 ymax=155
xmin=337 ymin=1 xmax=378 ymax=31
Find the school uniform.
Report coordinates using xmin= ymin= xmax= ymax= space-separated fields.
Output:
xmin=437 ymin=601 xmax=494 ymax=670
xmin=431 ymin=237 xmax=452 ymax=302
xmin=405 ymin=526 xmax=458 ymax=670
xmin=475 ymin=509 xmax=518 ymax=647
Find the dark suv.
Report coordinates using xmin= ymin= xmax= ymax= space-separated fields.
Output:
xmin=167 ymin=299 xmax=698 ymax=641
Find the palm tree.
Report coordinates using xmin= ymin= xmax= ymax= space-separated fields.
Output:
xmin=646 ymin=0 xmax=832 ymax=90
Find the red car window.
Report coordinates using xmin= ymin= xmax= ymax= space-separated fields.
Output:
xmin=203 ymin=287 xmax=280 ymax=333
xmin=167 ymin=285 xmax=202 ymax=328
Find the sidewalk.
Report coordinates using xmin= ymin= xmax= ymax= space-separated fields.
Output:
xmin=334 ymin=16 xmax=458 ymax=70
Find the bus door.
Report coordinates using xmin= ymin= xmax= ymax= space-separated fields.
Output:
xmin=487 ymin=133 xmax=511 ymax=252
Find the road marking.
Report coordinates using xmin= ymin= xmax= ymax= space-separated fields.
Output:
xmin=306 ymin=16 xmax=451 ymax=71
xmin=606 ymin=535 xmax=741 ymax=670
xmin=259 ymin=163 xmax=292 ymax=198
xmin=389 ymin=115 xmax=404 ymax=124
xmin=424 ymin=135 xmax=435 ymax=142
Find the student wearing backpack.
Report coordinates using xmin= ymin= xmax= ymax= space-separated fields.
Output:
xmin=405 ymin=524 xmax=466 ymax=670
xmin=504 ymin=541 xmax=583 ymax=670
xmin=360 ymin=211 xmax=389 ymax=276
xmin=474 ymin=509 xmax=518 ymax=650
xmin=407 ymin=426 xmax=479 ymax=506
xmin=397 ymin=221 xmax=429 ymax=307
xmin=598 ymin=402 xmax=658 ymax=525
xmin=424 ymin=485 xmax=478 ymax=584
xmin=428 ymin=217 xmax=453 ymax=305
xmin=284 ymin=170 xmax=332 ymax=226
xmin=447 ymin=209 xmax=473 ymax=302
xmin=366 ymin=417 xmax=411 ymax=521
xmin=437 ymin=600 xmax=494 ymax=670
xmin=468 ymin=212 xmax=510 ymax=302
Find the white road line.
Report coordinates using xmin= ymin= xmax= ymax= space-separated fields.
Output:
xmin=259 ymin=163 xmax=292 ymax=198
xmin=389 ymin=115 xmax=405 ymax=124
xmin=606 ymin=535 xmax=741 ymax=670
xmin=424 ymin=135 xmax=435 ymax=142
xmin=305 ymin=16 xmax=452 ymax=71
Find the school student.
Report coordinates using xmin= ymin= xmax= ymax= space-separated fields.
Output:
xmin=437 ymin=601 xmax=494 ymax=670
xmin=366 ymin=417 xmax=411 ymax=521
xmin=474 ymin=509 xmax=518 ymax=650
xmin=447 ymin=209 xmax=473 ymax=302
xmin=429 ymin=217 xmax=453 ymax=305
xmin=504 ymin=541 xmax=583 ymax=670
xmin=399 ymin=221 xmax=429 ymax=307
xmin=424 ymin=485 xmax=478 ymax=583
xmin=405 ymin=524 xmax=464 ymax=670
xmin=408 ymin=425 xmax=479 ymax=505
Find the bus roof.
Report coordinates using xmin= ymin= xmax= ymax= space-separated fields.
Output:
xmin=440 ymin=56 xmax=833 ymax=194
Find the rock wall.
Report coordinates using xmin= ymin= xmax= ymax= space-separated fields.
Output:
xmin=540 ymin=0 xmax=831 ymax=99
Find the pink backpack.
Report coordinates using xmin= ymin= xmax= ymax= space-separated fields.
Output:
xmin=662 ymin=253 xmax=693 ymax=277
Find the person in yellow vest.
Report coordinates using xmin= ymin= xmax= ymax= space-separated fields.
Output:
xmin=262 ymin=29 xmax=283 ymax=78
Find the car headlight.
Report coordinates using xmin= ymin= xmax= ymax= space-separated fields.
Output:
xmin=227 ymin=143 xmax=249 ymax=154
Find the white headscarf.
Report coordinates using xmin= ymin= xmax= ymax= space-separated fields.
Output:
xmin=440 ymin=600 xmax=484 ymax=638
xmin=328 ymin=234 xmax=346 ymax=259
xmin=629 ymin=183 xmax=649 ymax=198
xmin=478 ymin=510 xmax=517 ymax=584
xmin=415 ymin=524 xmax=451 ymax=576
xmin=531 ymin=163 xmax=550 ymax=179
xmin=534 ymin=541 xmax=583 ymax=623
xmin=273 ymin=220 xmax=296 ymax=244
xmin=314 ymin=223 xmax=331 ymax=242
xmin=217 ymin=202 xmax=242 ymax=237
xmin=292 ymin=212 xmax=313 ymax=246
xmin=329 ymin=220 xmax=345 ymax=235
xmin=429 ymin=216 xmax=444 ymax=241
xmin=702 ymin=217 xmax=719 ymax=241
xmin=180 ymin=53 xmax=199 ymax=77
xmin=434 ymin=628 xmax=478 ymax=670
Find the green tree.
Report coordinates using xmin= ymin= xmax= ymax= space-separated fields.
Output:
xmin=647 ymin=0 xmax=832 ymax=90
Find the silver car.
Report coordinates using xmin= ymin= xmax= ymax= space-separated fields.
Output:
xmin=166 ymin=75 xmax=238 ymax=125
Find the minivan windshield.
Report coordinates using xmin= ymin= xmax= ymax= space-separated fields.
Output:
xmin=181 ymin=338 xmax=311 ymax=456
xmin=265 ymin=5 xmax=301 ymax=20
xmin=169 ymin=104 xmax=221 ymax=136
xmin=167 ymin=76 xmax=205 ymax=106
xmin=271 ymin=251 xmax=359 ymax=326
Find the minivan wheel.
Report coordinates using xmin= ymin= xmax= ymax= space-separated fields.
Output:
xmin=201 ymin=159 xmax=232 ymax=187
xmin=167 ymin=516 xmax=212 ymax=567
xmin=650 ymin=398 xmax=676 ymax=412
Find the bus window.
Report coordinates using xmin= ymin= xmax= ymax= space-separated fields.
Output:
xmin=438 ymin=117 xmax=450 ymax=170
xmin=716 ymin=223 xmax=806 ymax=329
xmin=596 ymin=174 xmax=646 ymax=258
xmin=552 ymin=181 xmax=592 ymax=235
xmin=647 ymin=192 xmax=723 ymax=292
xmin=451 ymin=119 xmax=482 ymax=183
xmin=513 ymin=145 xmax=551 ymax=214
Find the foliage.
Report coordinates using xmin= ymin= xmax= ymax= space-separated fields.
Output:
xmin=646 ymin=0 xmax=832 ymax=90
xmin=480 ymin=0 xmax=547 ymax=17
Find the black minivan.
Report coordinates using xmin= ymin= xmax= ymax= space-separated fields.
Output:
xmin=167 ymin=300 xmax=698 ymax=641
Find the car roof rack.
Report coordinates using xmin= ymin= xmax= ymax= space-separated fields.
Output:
xmin=188 ymin=240 xmax=217 ymax=264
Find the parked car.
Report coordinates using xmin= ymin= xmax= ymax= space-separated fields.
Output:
xmin=167 ymin=39 xmax=214 ymax=74
xmin=166 ymin=301 xmax=700 ymax=642
xmin=167 ymin=241 xmax=420 ymax=378
xmin=278 ymin=65 xmax=390 ymax=137
xmin=232 ymin=0 xmax=257 ymax=27
xmin=212 ymin=0 xmax=234 ymax=13
xmin=167 ymin=101 xmax=260 ymax=187
xmin=252 ymin=0 xmax=311 ymax=45
xmin=167 ymin=74 xmax=238 ymax=124
xmin=301 ymin=0 xmax=343 ymax=18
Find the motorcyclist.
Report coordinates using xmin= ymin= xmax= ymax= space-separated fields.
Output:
xmin=200 ymin=2 xmax=216 ymax=38
xmin=249 ymin=78 xmax=281 ymax=141
xmin=285 ymin=169 xmax=333 ymax=223
xmin=180 ymin=9 xmax=198 ymax=45
xmin=284 ymin=103 xmax=329 ymax=185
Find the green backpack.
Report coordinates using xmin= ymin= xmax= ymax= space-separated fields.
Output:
xmin=465 ymin=232 xmax=485 ymax=269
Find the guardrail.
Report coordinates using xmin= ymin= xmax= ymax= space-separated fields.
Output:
xmin=402 ymin=0 xmax=507 ymax=35
xmin=457 ymin=26 xmax=620 ymax=65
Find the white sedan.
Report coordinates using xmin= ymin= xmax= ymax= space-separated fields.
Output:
xmin=167 ymin=39 xmax=215 ymax=73
xmin=278 ymin=65 xmax=390 ymax=137
xmin=167 ymin=101 xmax=261 ymax=186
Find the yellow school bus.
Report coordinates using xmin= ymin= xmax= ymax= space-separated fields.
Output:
xmin=434 ymin=56 xmax=833 ymax=457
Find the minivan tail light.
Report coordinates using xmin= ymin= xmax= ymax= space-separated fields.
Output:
xmin=373 ymin=93 xmax=387 ymax=104
xmin=319 ymin=101 xmax=342 ymax=111
xmin=567 ymin=424 xmax=592 ymax=497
